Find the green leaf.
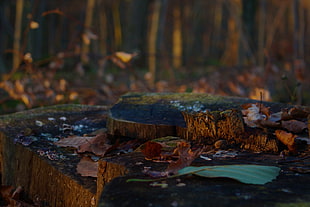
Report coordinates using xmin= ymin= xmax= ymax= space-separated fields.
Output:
xmin=177 ymin=164 xmax=280 ymax=185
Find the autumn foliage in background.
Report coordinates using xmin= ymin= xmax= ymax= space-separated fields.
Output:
xmin=0 ymin=0 xmax=310 ymax=114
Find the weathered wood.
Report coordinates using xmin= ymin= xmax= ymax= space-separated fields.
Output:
xmin=108 ymin=92 xmax=294 ymax=153
xmin=0 ymin=104 xmax=109 ymax=207
xmin=107 ymin=92 xmax=292 ymax=140
xmin=0 ymin=94 xmax=308 ymax=206
xmin=180 ymin=110 xmax=279 ymax=153
xmin=98 ymin=151 xmax=310 ymax=207
xmin=180 ymin=110 xmax=244 ymax=142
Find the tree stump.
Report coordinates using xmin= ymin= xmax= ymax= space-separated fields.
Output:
xmin=107 ymin=92 xmax=293 ymax=153
xmin=0 ymin=104 xmax=108 ymax=207
xmin=0 ymin=93 xmax=308 ymax=207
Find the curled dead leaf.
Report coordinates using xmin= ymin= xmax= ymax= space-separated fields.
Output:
xmin=288 ymin=107 xmax=310 ymax=119
xmin=281 ymin=120 xmax=307 ymax=133
xmin=166 ymin=142 xmax=204 ymax=174
xmin=275 ymin=130 xmax=297 ymax=152
xmin=281 ymin=107 xmax=310 ymax=120
xmin=241 ymin=103 xmax=269 ymax=127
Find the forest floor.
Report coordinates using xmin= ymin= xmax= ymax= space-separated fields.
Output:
xmin=0 ymin=62 xmax=309 ymax=115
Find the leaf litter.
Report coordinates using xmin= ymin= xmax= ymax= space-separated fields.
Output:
xmin=241 ymin=103 xmax=309 ymax=153
xmin=128 ymin=103 xmax=309 ymax=185
xmin=10 ymin=101 xmax=309 ymax=188
xmin=128 ymin=140 xmax=281 ymax=185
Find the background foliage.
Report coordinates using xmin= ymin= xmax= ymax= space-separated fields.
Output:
xmin=0 ymin=0 xmax=309 ymax=114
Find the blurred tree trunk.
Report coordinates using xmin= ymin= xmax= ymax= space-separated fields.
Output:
xmin=13 ymin=0 xmax=24 ymax=71
xmin=258 ymin=0 xmax=266 ymax=68
xmin=265 ymin=1 xmax=289 ymax=52
xmin=112 ymin=0 xmax=122 ymax=50
xmin=0 ymin=1 xmax=11 ymax=73
xmin=182 ymin=1 xmax=193 ymax=68
xmin=81 ymin=0 xmax=95 ymax=63
xmin=293 ymin=0 xmax=300 ymax=60
xmin=172 ymin=2 xmax=182 ymax=69
xmin=293 ymin=0 xmax=304 ymax=105
xmin=221 ymin=0 xmax=240 ymax=66
xmin=241 ymin=0 xmax=257 ymax=64
xmin=147 ymin=0 xmax=162 ymax=88
xmin=242 ymin=0 xmax=256 ymax=48
xmin=98 ymin=1 xmax=107 ymax=55
xmin=123 ymin=0 xmax=148 ymax=52
xmin=211 ymin=0 xmax=223 ymax=60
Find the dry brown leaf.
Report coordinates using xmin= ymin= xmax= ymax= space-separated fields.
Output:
xmin=281 ymin=120 xmax=307 ymax=133
xmin=88 ymin=133 xmax=112 ymax=156
xmin=55 ymin=135 xmax=94 ymax=149
xmin=275 ymin=130 xmax=297 ymax=152
xmin=166 ymin=142 xmax=204 ymax=174
xmin=141 ymin=141 xmax=162 ymax=160
xmin=76 ymin=156 xmax=98 ymax=177
xmin=256 ymin=119 xmax=281 ymax=128
xmin=289 ymin=107 xmax=310 ymax=119
xmin=55 ymin=133 xmax=111 ymax=156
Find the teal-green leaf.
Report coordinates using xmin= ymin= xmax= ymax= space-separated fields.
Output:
xmin=177 ymin=165 xmax=280 ymax=185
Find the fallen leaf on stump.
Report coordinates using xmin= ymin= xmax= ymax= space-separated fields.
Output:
xmin=288 ymin=107 xmax=310 ymax=119
xmin=79 ymin=133 xmax=112 ymax=156
xmin=281 ymin=120 xmax=307 ymax=133
xmin=275 ymin=130 xmax=297 ymax=152
xmin=281 ymin=107 xmax=310 ymax=120
xmin=55 ymin=132 xmax=112 ymax=156
xmin=129 ymin=164 xmax=280 ymax=185
xmin=166 ymin=142 xmax=204 ymax=175
xmin=76 ymin=156 xmax=98 ymax=177
xmin=141 ymin=141 xmax=162 ymax=160
xmin=55 ymin=135 xmax=94 ymax=149
xmin=177 ymin=164 xmax=280 ymax=185
xmin=241 ymin=103 xmax=269 ymax=127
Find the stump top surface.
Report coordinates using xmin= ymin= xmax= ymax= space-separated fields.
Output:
xmin=110 ymin=92 xmax=292 ymax=127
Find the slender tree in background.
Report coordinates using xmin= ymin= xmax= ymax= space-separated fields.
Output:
xmin=147 ymin=0 xmax=162 ymax=88
xmin=258 ymin=0 xmax=266 ymax=68
xmin=172 ymin=2 xmax=182 ymax=69
xmin=112 ymin=0 xmax=122 ymax=50
xmin=13 ymin=0 xmax=24 ymax=71
xmin=293 ymin=0 xmax=304 ymax=105
xmin=221 ymin=0 xmax=240 ymax=66
xmin=81 ymin=0 xmax=95 ymax=63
